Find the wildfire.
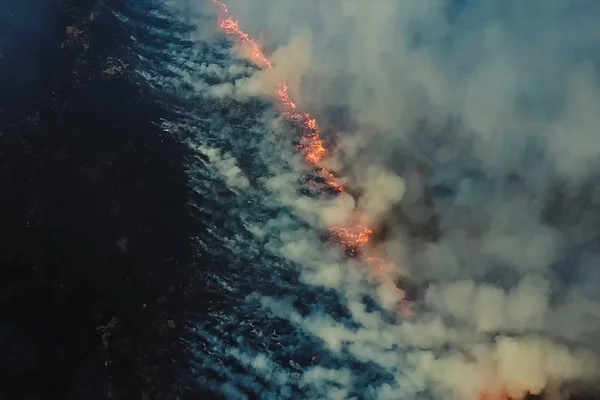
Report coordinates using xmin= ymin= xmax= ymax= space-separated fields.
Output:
xmin=213 ymin=0 xmax=331 ymax=169
xmin=480 ymin=391 xmax=524 ymax=400
xmin=330 ymin=224 xmax=373 ymax=247
xmin=212 ymin=1 xmax=272 ymax=69
xmin=212 ymin=0 xmax=410 ymax=313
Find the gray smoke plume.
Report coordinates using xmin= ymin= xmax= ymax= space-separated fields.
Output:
xmin=164 ymin=0 xmax=600 ymax=398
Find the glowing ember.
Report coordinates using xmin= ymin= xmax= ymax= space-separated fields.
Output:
xmin=480 ymin=391 xmax=523 ymax=400
xmin=330 ymin=224 xmax=373 ymax=247
xmin=212 ymin=0 xmax=411 ymax=314
xmin=212 ymin=0 xmax=272 ymax=68
xmin=213 ymin=0 xmax=330 ymax=168
xmin=318 ymin=169 xmax=343 ymax=192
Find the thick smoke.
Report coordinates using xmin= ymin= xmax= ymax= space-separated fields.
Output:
xmin=191 ymin=143 xmax=250 ymax=190
xmin=165 ymin=0 xmax=600 ymax=398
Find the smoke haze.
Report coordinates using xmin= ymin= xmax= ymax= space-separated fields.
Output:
xmin=159 ymin=0 xmax=600 ymax=398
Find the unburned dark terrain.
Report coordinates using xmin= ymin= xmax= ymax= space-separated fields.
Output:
xmin=0 ymin=0 xmax=203 ymax=398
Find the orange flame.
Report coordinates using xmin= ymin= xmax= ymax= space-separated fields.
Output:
xmin=213 ymin=0 xmax=331 ymax=170
xmin=212 ymin=0 xmax=272 ymax=69
xmin=212 ymin=0 xmax=411 ymax=314
xmin=330 ymin=224 xmax=373 ymax=247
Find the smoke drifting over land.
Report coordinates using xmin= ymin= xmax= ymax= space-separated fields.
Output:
xmin=167 ymin=0 xmax=600 ymax=398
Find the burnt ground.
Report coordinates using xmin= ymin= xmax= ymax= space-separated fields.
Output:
xmin=0 ymin=0 xmax=208 ymax=398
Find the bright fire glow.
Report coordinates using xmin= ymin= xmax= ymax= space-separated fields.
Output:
xmin=330 ymin=224 xmax=373 ymax=247
xmin=212 ymin=0 xmax=410 ymax=313
xmin=480 ymin=391 xmax=524 ymax=400
xmin=213 ymin=0 xmax=332 ymax=171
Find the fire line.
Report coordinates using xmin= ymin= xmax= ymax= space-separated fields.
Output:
xmin=209 ymin=3 xmax=533 ymax=399
xmin=211 ymin=0 xmax=411 ymax=316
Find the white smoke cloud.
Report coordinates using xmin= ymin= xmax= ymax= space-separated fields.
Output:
xmin=192 ymin=144 xmax=249 ymax=190
xmin=161 ymin=0 xmax=600 ymax=398
xmin=356 ymin=166 xmax=406 ymax=224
